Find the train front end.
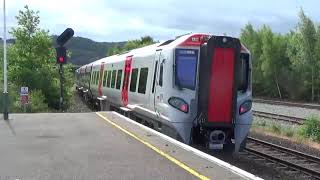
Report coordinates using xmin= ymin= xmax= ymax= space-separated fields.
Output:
xmin=185 ymin=34 xmax=252 ymax=153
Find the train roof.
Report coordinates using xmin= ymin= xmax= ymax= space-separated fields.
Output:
xmin=76 ymin=33 xmax=250 ymax=72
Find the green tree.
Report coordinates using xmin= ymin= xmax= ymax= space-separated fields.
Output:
xmin=107 ymin=36 xmax=156 ymax=56
xmin=298 ymin=9 xmax=317 ymax=101
xmin=8 ymin=5 xmax=74 ymax=110
xmin=240 ymin=23 xmax=264 ymax=94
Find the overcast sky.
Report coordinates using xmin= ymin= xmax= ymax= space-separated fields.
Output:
xmin=1 ymin=0 xmax=320 ymax=42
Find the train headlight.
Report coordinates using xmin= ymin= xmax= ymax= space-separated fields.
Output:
xmin=168 ymin=97 xmax=189 ymax=113
xmin=239 ymin=100 xmax=252 ymax=115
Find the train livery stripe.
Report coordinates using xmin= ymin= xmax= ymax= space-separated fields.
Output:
xmin=96 ymin=112 xmax=210 ymax=180
xmin=207 ymin=48 xmax=234 ymax=123
xmin=121 ymin=56 xmax=133 ymax=106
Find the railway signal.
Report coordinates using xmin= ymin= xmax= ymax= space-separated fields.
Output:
xmin=56 ymin=46 xmax=67 ymax=64
xmin=56 ymin=28 xmax=74 ymax=111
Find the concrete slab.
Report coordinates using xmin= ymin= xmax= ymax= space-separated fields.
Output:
xmin=97 ymin=112 xmax=262 ymax=180
xmin=0 ymin=113 xmax=194 ymax=180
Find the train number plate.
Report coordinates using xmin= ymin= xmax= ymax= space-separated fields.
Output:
xmin=209 ymin=143 xmax=223 ymax=150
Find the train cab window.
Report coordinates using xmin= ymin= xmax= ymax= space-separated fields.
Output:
xmin=238 ymin=53 xmax=249 ymax=92
xmin=111 ymin=70 xmax=117 ymax=88
xmin=175 ymin=49 xmax=198 ymax=90
xmin=116 ymin=69 xmax=122 ymax=89
xmin=138 ymin=68 xmax=148 ymax=94
xmin=103 ymin=71 xmax=107 ymax=87
xmin=130 ymin=68 xmax=139 ymax=92
xmin=107 ymin=70 xmax=112 ymax=87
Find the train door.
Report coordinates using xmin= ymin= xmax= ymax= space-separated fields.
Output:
xmin=98 ymin=62 xmax=105 ymax=97
xmin=154 ymin=50 xmax=165 ymax=117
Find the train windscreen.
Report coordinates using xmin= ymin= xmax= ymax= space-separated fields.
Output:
xmin=175 ymin=49 xmax=198 ymax=90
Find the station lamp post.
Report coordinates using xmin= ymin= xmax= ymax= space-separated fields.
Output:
xmin=3 ymin=0 xmax=8 ymax=120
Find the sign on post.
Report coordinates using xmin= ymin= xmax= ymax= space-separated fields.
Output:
xmin=20 ymin=87 xmax=29 ymax=105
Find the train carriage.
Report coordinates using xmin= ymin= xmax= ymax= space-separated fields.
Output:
xmin=76 ymin=33 xmax=252 ymax=153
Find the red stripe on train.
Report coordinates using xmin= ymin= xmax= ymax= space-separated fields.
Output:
xmin=121 ymin=56 xmax=133 ymax=106
xmin=207 ymin=48 xmax=235 ymax=124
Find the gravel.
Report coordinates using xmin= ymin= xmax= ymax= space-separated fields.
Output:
xmin=65 ymin=90 xmax=93 ymax=113
xmin=250 ymin=130 xmax=320 ymax=159
xmin=253 ymin=102 xmax=320 ymax=118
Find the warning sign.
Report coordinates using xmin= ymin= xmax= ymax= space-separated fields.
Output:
xmin=20 ymin=87 xmax=28 ymax=95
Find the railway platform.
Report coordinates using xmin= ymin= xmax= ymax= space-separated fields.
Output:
xmin=0 ymin=112 xmax=262 ymax=180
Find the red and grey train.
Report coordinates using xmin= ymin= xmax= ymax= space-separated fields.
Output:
xmin=75 ymin=33 xmax=252 ymax=153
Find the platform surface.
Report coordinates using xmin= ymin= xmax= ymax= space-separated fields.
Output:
xmin=0 ymin=112 xmax=261 ymax=180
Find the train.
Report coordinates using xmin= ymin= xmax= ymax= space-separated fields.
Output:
xmin=75 ymin=33 xmax=252 ymax=153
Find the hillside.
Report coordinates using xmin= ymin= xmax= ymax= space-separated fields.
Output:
xmin=52 ymin=36 xmax=125 ymax=65
xmin=1 ymin=37 xmax=125 ymax=66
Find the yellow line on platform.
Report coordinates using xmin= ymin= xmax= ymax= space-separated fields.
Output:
xmin=96 ymin=112 xmax=210 ymax=180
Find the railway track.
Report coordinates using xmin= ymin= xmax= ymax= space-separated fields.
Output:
xmin=253 ymin=110 xmax=305 ymax=125
xmin=244 ymin=137 xmax=320 ymax=179
xmin=254 ymin=98 xmax=320 ymax=110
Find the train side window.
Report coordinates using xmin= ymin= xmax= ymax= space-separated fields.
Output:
xmin=138 ymin=68 xmax=148 ymax=94
xmin=238 ymin=53 xmax=249 ymax=92
xmin=96 ymin=71 xmax=99 ymax=85
xmin=111 ymin=70 xmax=117 ymax=88
xmin=116 ymin=69 xmax=122 ymax=89
xmin=159 ymin=63 xmax=163 ymax=87
xmin=130 ymin=68 xmax=139 ymax=92
xmin=94 ymin=71 xmax=97 ymax=85
xmin=97 ymin=71 xmax=100 ymax=85
xmin=152 ymin=61 xmax=158 ymax=93
xmin=91 ymin=72 xmax=94 ymax=83
xmin=103 ymin=71 xmax=107 ymax=87
xmin=107 ymin=70 xmax=112 ymax=88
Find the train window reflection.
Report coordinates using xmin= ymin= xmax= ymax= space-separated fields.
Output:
xmin=238 ymin=53 xmax=249 ymax=92
xmin=116 ymin=69 xmax=122 ymax=89
xmin=130 ymin=68 xmax=139 ymax=92
xmin=111 ymin=70 xmax=117 ymax=88
xmin=138 ymin=68 xmax=148 ymax=94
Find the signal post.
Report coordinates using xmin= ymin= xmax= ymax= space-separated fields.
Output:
xmin=56 ymin=28 xmax=74 ymax=111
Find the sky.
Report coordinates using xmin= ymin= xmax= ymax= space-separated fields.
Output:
xmin=1 ymin=0 xmax=320 ymax=42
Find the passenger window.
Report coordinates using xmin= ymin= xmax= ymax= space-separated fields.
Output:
xmin=94 ymin=71 xmax=98 ymax=85
xmin=159 ymin=63 xmax=163 ymax=87
xmin=111 ymin=70 xmax=117 ymax=88
xmin=238 ymin=53 xmax=249 ymax=92
xmin=138 ymin=68 xmax=148 ymax=94
xmin=130 ymin=68 xmax=139 ymax=92
xmin=116 ymin=69 xmax=122 ymax=89
xmin=103 ymin=71 xmax=107 ymax=87
xmin=107 ymin=70 xmax=112 ymax=87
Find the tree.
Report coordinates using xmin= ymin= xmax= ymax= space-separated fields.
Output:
xmin=107 ymin=36 xmax=156 ymax=56
xmin=240 ymin=23 xmax=264 ymax=94
xmin=8 ymin=5 xmax=74 ymax=110
xmin=298 ymin=9 xmax=317 ymax=101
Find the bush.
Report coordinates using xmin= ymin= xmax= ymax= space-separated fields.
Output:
xmin=299 ymin=116 xmax=320 ymax=142
xmin=28 ymin=90 xmax=49 ymax=113
xmin=270 ymin=123 xmax=281 ymax=134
